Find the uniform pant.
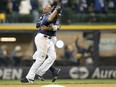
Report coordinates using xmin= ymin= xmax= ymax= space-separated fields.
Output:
xmin=26 ymin=33 xmax=57 ymax=80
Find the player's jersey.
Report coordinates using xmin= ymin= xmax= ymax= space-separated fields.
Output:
xmin=36 ymin=13 xmax=60 ymax=36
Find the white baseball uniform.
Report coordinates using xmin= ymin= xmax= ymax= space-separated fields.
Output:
xmin=26 ymin=12 xmax=60 ymax=80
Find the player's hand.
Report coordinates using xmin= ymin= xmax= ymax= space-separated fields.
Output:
xmin=55 ymin=3 xmax=62 ymax=13
xmin=52 ymin=25 xmax=60 ymax=31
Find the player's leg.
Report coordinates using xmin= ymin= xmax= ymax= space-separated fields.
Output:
xmin=21 ymin=33 xmax=47 ymax=83
xmin=37 ymin=55 xmax=56 ymax=81
xmin=49 ymin=66 xmax=61 ymax=82
xmin=49 ymin=66 xmax=56 ymax=73
xmin=45 ymin=55 xmax=57 ymax=73
xmin=37 ymin=55 xmax=60 ymax=81
xmin=36 ymin=41 xmax=56 ymax=78
xmin=26 ymin=50 xmax=46 ymax=80
xmin=49 ymin=36 xmax=61 ymax=82
xmin=46 ymin=54 xmax=60 ymax=78
xmin=36 ymin=41 xmax=60 ymax=82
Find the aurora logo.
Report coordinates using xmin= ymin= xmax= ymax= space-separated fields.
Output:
xmin=92 ymin=68 xmax=116 ymax=79
xmin=69 ymin=67 xmax=89 ymax=79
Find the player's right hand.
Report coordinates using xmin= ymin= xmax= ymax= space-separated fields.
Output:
xmin=52 ymin=25 xmax=60 ymax=31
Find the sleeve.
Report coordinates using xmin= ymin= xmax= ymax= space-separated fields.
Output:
xmin=36 ymin=16 xmax=43 ymax=28
xmin=36 ymin=21 xmax=41 ymax=28
xmin=41 ymin=14 xmax=50 ymax=25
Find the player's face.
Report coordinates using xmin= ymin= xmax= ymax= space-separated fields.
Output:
xmin=43 ymin=4 xmax=51 ymax=14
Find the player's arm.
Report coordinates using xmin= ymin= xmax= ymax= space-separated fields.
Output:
xmin=41 ymin=25 xmax=60 ymax=31
xmin=48 ymin=4 xmax=61 ymax=22
xmin=36 ymin=22 xmax=53 ymax=30
xmin=41 ymin=26 xmax=52 ymax=31
xmin=36 ymin=20 xmax=60 ymax=31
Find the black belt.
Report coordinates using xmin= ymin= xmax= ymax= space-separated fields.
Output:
xmin=44 ymin=35 xmax=52 ymax=39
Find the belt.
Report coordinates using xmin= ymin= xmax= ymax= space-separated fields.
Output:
xmin=44 ymin=35 xmax=52 ymax=39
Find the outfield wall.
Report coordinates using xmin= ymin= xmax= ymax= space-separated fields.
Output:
xmin=0 ymin=24 xmax=116 ymax=30
xmin=0 ymin=66 xmax=116 ymax=80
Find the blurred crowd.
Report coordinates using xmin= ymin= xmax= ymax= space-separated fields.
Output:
xmin=0 ymin=45 xmax=23 ymax=66
xmin=69 ymin=0 xmax=116 ymax=13
xmin=0 ymin=34 xmax=94 ymax=67
xmin=0 ymin=0 xmax=116 ymax=23
xmin=61 ymin=34 xmax=93 ymax=66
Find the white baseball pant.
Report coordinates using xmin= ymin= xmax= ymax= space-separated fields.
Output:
xmin=26 ymin=33 xmax=57 ymax=80
xmin=36 ymin=35 xmax=57 ymax=76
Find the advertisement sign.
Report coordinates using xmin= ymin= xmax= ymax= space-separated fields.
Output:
xmin=100 ymin=33 xmax=116 ymax=57
xmin=1 ymin=66 xmax=116 ymax=80
xmin=0 ymin=68 xmax=23 ymax=80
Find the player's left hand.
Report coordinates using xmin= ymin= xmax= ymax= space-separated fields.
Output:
xmin=56 ymin=3 xmax=62 ymax=13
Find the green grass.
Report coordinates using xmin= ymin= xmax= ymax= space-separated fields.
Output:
xmin=0 ymin=79 xmax=116 ymax=85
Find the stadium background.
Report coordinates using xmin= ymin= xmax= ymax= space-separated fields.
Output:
xmin=0 ymin=0 xmax=116 ymax=87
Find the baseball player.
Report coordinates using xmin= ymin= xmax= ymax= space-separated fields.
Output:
xmin=36 ymin=20 xmax=61 ymax=82
xmin=21 ymin=3 xmax=62 ymax=83
xmin=35 ymin=0 xmax=62 ymax=82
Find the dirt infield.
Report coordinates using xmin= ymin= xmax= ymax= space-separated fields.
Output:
xmin=0 ymin=84 xmax=116 ymax=87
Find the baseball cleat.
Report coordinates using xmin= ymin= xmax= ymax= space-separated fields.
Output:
xmin=52 ymin=68 xmax=61 ymax=82
xmin=38 ymin=75 xmax=44 ymax=81
xmin=20 ymin=77 xmax=34 ymax=83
